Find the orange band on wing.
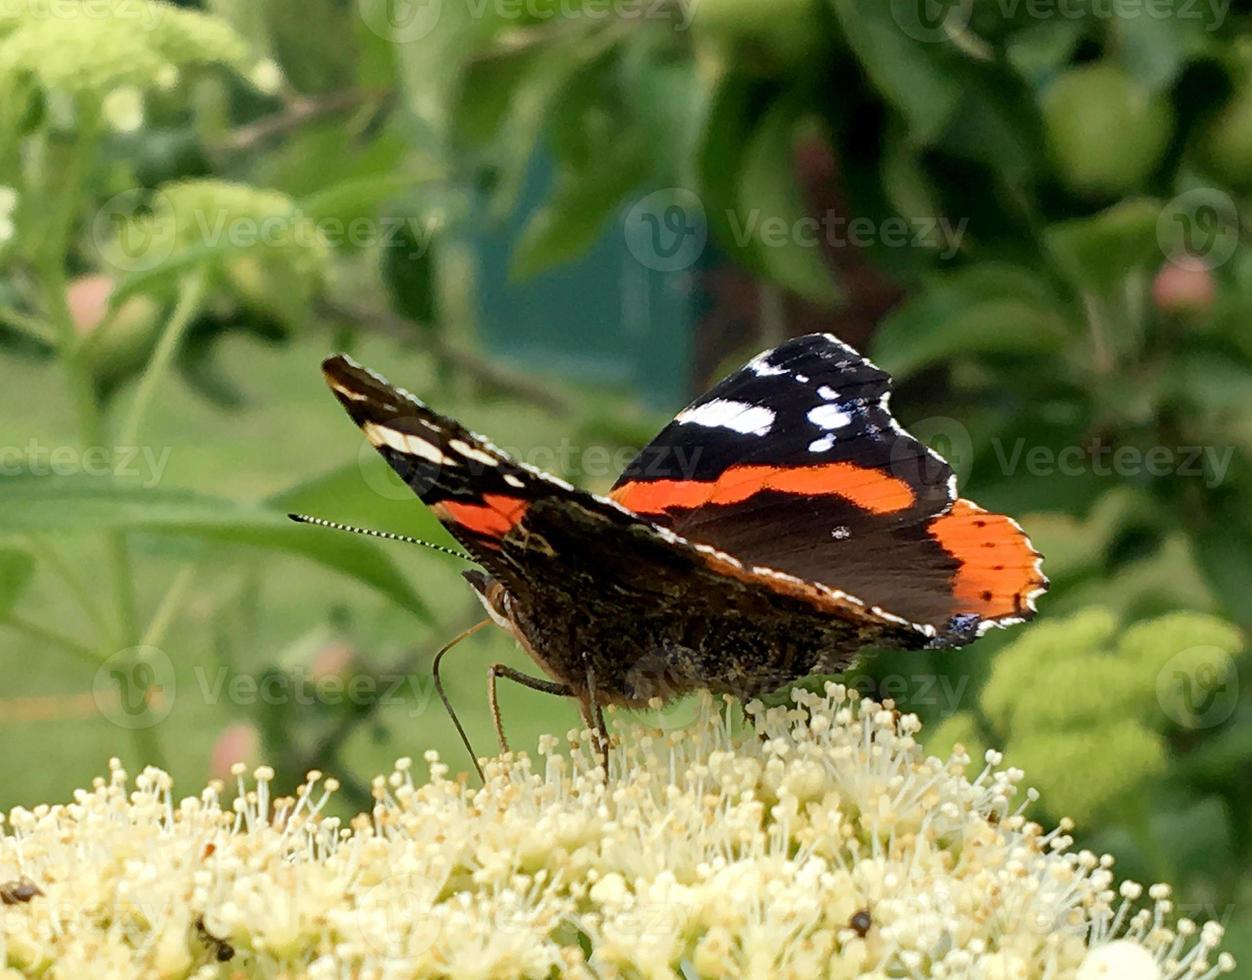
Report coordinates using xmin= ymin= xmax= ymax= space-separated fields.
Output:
xmin=928 ymin=499 xmax=1046 ymax=619
xmin=433 ymin=494 xmax=528 ymax=538
xmin=612 ymin=462 xmax=916 ymax=516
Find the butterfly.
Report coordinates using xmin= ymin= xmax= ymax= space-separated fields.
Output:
xmin=317 ymin=333 xmax=1046 ymax=767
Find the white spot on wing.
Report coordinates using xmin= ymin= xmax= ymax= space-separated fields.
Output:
xmin=503 ymin=474 xmax=525 ymax=488
xmin=748 ymin=352 xmax=787 ymax=377
xmin=327 ymin=379 xmax=369 ymax=401
xmin=808 ymin=435 xmax=835 ymax=453
xmin=362 ymin=422 xmax=456 ymax=465
xmin=817 ymin=385 xmax=839 ymax=400
xmin=449 ymin=438 xmax=499 ymax=467
xmin=807 ymin=404 xmax=853 ymax=430
xmin=678 ymin=398 xmax=775 ymax=436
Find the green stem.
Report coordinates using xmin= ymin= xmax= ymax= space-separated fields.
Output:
xmin=141 ymin=564 xmax=196 ymax=650
xmin=0 ymin=615 xmax=103 ymax=667
xmin=0 ymin=306 xmax=58 ymax=347
xmin=30 ymin=534 xmax=112 ymax=634
xmin=1128 ymin=797 xmax=1177 ymax=886
xmin=117 ymin=271 xmax=206 ymax=449
xmin=33 ymin=110 xmax=162 ymax=767
xmin=39 ymin=245 xmax=142 ymax=653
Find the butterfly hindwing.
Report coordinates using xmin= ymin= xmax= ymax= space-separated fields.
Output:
xmin=611 ymin=334 xmax=1047 ymax=636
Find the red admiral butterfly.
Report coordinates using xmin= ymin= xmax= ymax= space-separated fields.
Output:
xmin=318 ymin=334 xmax=1046 ymax=759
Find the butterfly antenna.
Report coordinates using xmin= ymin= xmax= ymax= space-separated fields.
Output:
xmin=432 ymin=619 xmax=491 ymax=782
xmin=287 ymin=513 xmax=473 ymax=560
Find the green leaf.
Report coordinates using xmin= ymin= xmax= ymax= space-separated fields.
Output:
xmin=1113 ymin=1 xmax=1213 ymax=92
xmin=1006 ymin=20 xmax=1082 ymax=85
xmin=830 ymin=0 xmax=961 ymax=144
xmin=736 ymin=101 xmax=840 ymax=305
xmin=0 ymin=475 xmax=429 ymax=620
xmin=1044 ymin=199 xmax=1162 ymax=296
xmin=451 ymin=30 xmax=620 ymax=219
xmin=1148 ymin=797 xmax=1233 ymax=883
xmin=510 ymin=134 xmax=649 ymax=280
xmin=619 ymin=38 xmax=704 ymax=186
xmin=936 ymin=64 xmax=1043 ymax=179
xmin=300 ymin=172 xmax=440 ymax=230
xmin=1018 ymin=487 xmax=1159 ymax=585
xmin=697 ymin=74 xmax=773 ymax=274
xmin=0 ymin=547 xmax=36 ymax=618
xmin=452 ymin=44 xmax=542 ymax=152
xmin=874 ymin=265 xmax=1070 ymax=378
xmin=1191 ymin=524 xmax=1252 ymax=629
xmin=382 ymin=215 xmax=439 ymax=327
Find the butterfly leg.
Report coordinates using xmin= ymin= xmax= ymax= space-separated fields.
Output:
xmin=487 ymin=664 xmax=571 ymax=755
xmin=580 ymin=657 xmax=611 ymax=781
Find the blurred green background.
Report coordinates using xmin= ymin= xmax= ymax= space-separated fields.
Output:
xmin=1 ymin=0 xmax=1250 ymax=966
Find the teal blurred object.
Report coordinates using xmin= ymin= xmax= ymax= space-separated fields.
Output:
xmin=472 ymin=151 xmax=705 ymax=408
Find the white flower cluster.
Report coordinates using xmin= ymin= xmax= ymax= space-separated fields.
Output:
xmin=0 ymin=0 xmax=272 ymax=131
xmin=0 ymin=686 xmax=1235 ymax=978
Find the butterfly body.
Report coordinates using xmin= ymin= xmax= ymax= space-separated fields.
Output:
xmin=461 ymin=497 xmax=925 ymax=710
xmin=321 ymin=334 xmax=1046 ymax=719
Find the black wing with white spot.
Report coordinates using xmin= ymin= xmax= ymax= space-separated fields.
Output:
xmin=611 ymin=334 xmax=1045 ymax=633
